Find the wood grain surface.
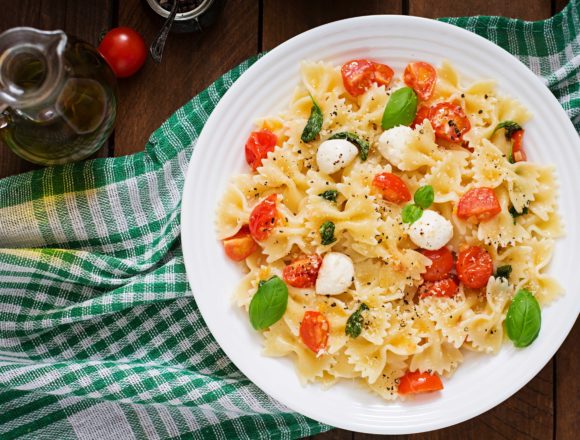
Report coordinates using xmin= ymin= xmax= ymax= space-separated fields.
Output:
xmin=0 ymin=1 xmax=577 ymax=439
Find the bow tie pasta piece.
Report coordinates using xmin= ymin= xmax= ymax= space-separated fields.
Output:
xmin=378 ymin=121 xmax=442 ymax=172
xmin=409 ymin=332 xmax=464 ymax=377
xmin=421 ymin=291 xmax=479 ymax=349
xmin=254 ymin=147 xmax=309 ymax=213
xmin=259 ymin=203 xmax=310 ymax=263
xmin=263 ymin=320 xmax=336 ymax=384
xmin=471 ymin=139 xmax=513 ymax=188
xmin=420 ymin=148 xmax=470 ymax=203
xmin=477 ymin=187 xmax=531 ymax=247
xmin=490 ymin=239 xmax=562 ymax=305
xmin=367 ymin=353 xmax=408 ymax=401
xmin=525 ymin=165 xmax=562 ymax=225
xmin=431 ymin=61 xmax=460 ymax=100
xmin=461 ymin=277 xmax=515 ymax=354
xmin=215 ymin=180 xmax=251 ymax=240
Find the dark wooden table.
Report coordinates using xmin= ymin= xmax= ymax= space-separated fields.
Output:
xmin=0 ymin=1 xmax=577 ymax=439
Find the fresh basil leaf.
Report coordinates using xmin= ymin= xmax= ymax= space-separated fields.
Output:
xmin=414 ymin=185 xmax=434 ymax=209
xmin=492 ymin=121 xmax=522 ymax=140
xmin=402 ymin=204 xmax=423 ymax=224
xmin=505 ymin=289 xmax=541 ymax=348
xmin=381 ymin=87 xmax=418 ymax=130
xmin=328 ymin=132 xmax=370 ymax=161
xmin=320 ymin=221 xmax=336 ymax=245
xmin=249 ymin=276 xmax=289 ymax=330
xmin=509 ymin=206 xmax=528 ymax=224
xmin=495 ymin=265 xmax=512 ymax=280
xmin=301 ymin=97 xmax=323 ymax=143
xmin=319 ymin=190 xmax=339 ymax=202
xmin=345 ymin=303 xmax=369 ymax=338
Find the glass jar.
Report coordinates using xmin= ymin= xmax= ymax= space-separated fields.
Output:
xmin=144 ymin=0 xmax=225 ymax=33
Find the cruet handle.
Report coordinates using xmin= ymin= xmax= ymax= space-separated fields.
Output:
xmin=0 ymin=104 xmax=9 ymax=130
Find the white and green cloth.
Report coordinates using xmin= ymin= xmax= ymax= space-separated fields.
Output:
xmin=0 ymin=2 xmax=578 ymax=439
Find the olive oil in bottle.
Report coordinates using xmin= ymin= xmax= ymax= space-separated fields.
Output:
xmin=0 ymin=28 xmax=117 ymax=165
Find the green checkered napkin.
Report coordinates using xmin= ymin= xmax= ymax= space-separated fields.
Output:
xmin=0 ymin=2 xmax=578 ymax=439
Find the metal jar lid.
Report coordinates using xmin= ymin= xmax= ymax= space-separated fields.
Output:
xmin=144 ymin=0 xmax=219 ymax=32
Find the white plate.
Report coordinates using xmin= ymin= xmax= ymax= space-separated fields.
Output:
xmin=181 ymin=16 xmax=580 ymax=435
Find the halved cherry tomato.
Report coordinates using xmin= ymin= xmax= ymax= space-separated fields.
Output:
xmin=411 ymin=105 xmax=430 ymax=129
xmin=421 ymin=247 xmax=454 ymax=281
xmin=341 ymin=59 xmax=394 ymax=97
xmin=372 ymin=172 xmax=411 ymax=204
xmin=404 ymin=62 xmax=437 ymax=101
xmin=223 ymin=226 xmax=258 ymax=261
xmin=398 ymin=371 xmax=444 ymax=395
xmin=419 ymin=278 xmax=458 ymax=298
xmin=511 ymin=129 xmax=527 ymax=162
xmin=300 ymin=311 xmax=330 ymax=354
xmin=245 ymin=129 xmax=278 ymax=171
xmin=249 ymin=194 xmax=279 ymax=241
xmin=428 ymin=102 xmax=471 ymax=143
xmin=372 ymin=62 xmax=395 ymax=87
xmin=283 ymin=254 xmax=323 ymax=288
xmin=457 ymin=187 xmax=501 ymax=222
xmin=456 ymin=246 xmax=493 ymax=289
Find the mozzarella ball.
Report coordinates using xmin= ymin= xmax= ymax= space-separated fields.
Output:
xmin=377 ymin=125 xmax=415 ymax=170
xmin=315 ymin=252 xmax=355 ymax=296
xmin=408 ymin=209 xmax=454 ymax=250
xmin=316 ymin=139 xmax=358 ymax=174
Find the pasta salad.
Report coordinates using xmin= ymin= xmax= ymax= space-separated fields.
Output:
xmin=215 ymin=59 xmax=563 ymax=400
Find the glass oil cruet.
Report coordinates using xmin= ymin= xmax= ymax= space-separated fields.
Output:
xmin=0 ymin=27 xmax=117 ymax=165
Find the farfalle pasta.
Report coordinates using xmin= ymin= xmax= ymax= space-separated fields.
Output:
xmin=216 ymin=59 xmax=563 ymax=400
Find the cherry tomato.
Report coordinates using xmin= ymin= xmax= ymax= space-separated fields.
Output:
xmin=411 ymin=105 xmax=430 ymax=129
xmin=245 ymin=129 xmax=278 ymax=171
xmin=341 ymin=59 xmax=394 ymax=97
xmin=421 ymin=247 xmax=454 ymax=281
xmin=398 ymin=371 xmax=444 ymax=395
xmin=419 ymin=278 xmax=459 ymax=298
xmin=457 ymin=187 xmax=501 ymax=222
xmin=249 ymin=194 xmax=279 ymax=241
xmin=283 ymin=254 xmax=323 ymax=288
xmin=223 ymin=226 xmax=258 ymax=261
xmin=404 ymin=62 xmax=437 ymax=101
xmin=98 ymin=27 xmax=147 ymax=78
xmin=428 ymin=102 xmax=471 ymax=143
xmin=371 ymin=62 xmax=395 ymax=88
xmin=456 ymin=246 xmax=493 ymax=289
xmin=511 ymin=129 xmax=527 ymax=162
xmin=300 ymin=311 xmax=330 ymax=354
xmin=372 ymin=172 xmax=411 ymax=204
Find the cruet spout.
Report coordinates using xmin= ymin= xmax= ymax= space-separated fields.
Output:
xmin=0 ymin=27 xmax=67 ymax=119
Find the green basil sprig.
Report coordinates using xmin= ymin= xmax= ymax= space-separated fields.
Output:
xmin=509 ymin=206 xmax=528 ymax=219
xmin=328 ymin=132 xmax=370 ymax=161
xmin=381 ymin=87 xmax=418 ymax=130
xmin=345 ymin=303 xmax=369 ymax=338
xmin=505 ymin=289 xmax=541 ymax=348
xmin=319 ymin=190 xmax=339 ymax=202
xmin=402 ymin=204 xmax=423 ymax=224
xmin=495 ymin=265 xmax=512 ymax=280
xmin=402 ymin=185 xmax=435 ymax=224
xmin=249 ymin=276 xmax=288 ymax=330
xmin=320 ymin=221 xmax=336 ymax=245
xmin=414 ymin=185 xmax=434 ymax=209
xmin=492 ymin=121 xmax=522 ymax=140
xmin=301 ymin=96 xmax=323 ymax=143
